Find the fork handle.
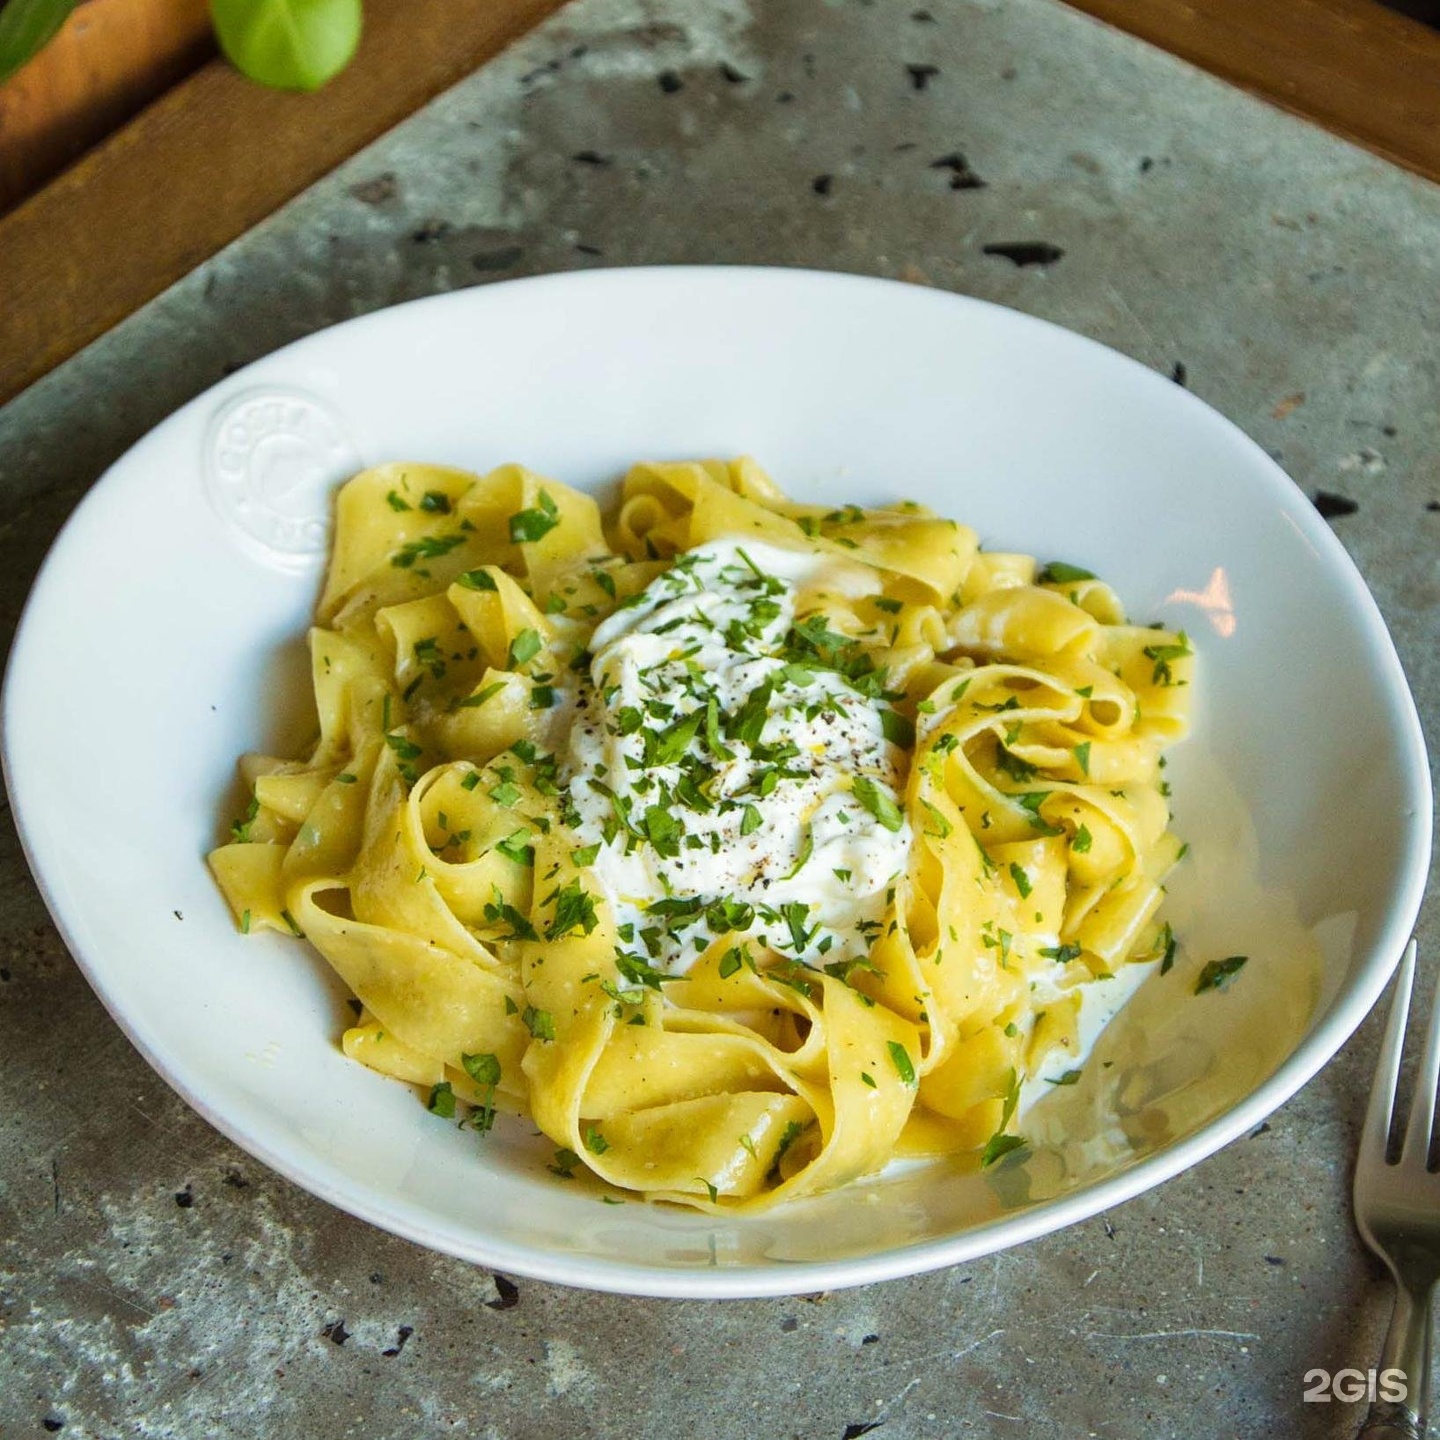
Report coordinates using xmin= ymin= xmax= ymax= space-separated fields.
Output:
xmin=1357 ymin=1282 xmax=1431 ymax=1438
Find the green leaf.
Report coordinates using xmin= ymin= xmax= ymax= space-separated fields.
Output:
xmin=880 ymin=708 xmax=915 ymax=749
xmin=455 ymin=567 xmax=498 ymax=591
xmin=1038 ymin=561 xmax=1095 ymax=585
xmin=212 ymin=0 xmax=362 ymax=91
xmin=887 ymin=1041 xmax=917 ymax=1088
xmin=851 ymin=775 xmax=904 ymax=833
xmin=523 ymin=1005 xmax=556 ymax=1041
xmin=980 ymin=1133 xmax=1027 ymax=1168
xmin=461 ymin=1052 xmax=501 ymax=1087
xmin=1195 ymin=954 xmax=1247 ymax=994
xmin=1158 ymin=922 xmax=1177 ymax=975
xmin=0 ymin=0 xmax=78 ymax=86
xmin=507 ymin=628 xmax=543 ymax=669
xmin=509 ymin=490 xmax=561 ymax=543
xmin=428 ymin=1081 xmax=456 ymax=1119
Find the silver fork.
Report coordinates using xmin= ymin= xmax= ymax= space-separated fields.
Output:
xmin=1355 ymin=941 xmax=1435 ymax=1439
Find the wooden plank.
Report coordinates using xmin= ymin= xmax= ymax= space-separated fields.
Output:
xmin=1062 ymin=0 xmax=1440 ymax=185
xmin=0 ymin=0 xmax=568 ymax=407
xmin=0 ymin=0 xmax=215 ymax=213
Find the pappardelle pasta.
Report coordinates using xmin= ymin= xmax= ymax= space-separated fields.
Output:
xmin=210 ymin=458 xmax=1194 ymax=1210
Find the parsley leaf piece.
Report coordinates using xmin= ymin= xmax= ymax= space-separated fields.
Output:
xmin=1074 ymin=741 xmax=1091 ymax=776
xmin=507 ymin=628 xmax=543 ymax=669
xmin=1142 ymin=632 xmax=1193 ymax=686
xmin=428 ymin=1081 xmax=456 ymax=1118
xmin=509 ymin=490 xmax=561 ymax=544
xmin=545 ymin=880 xmax=600 ymax=941
xmin=1008 ymin=863 xmax=1033 ymax=899
xmin=1158 ymin=922 xmax=1177 ymax=975
xmin=455 ymin=567 xmax=498 ymax=591
xmin=1072 ymin=823 xmax=1093 ymax=854
xmin=644 ymin=707 xmax=705 ymax=767
xmin=852 ymin=775 xmax=904 ymax=833
xmin=1038 ymin=561 xmax=1095 ymax=584
xmin=548 ymin=1146 xmax=580 ymax=1178
xmin=523 ymin=1006 xmax=556 ymax=1041
xmin=1194 ymin=954 xmax=1247 ymax=994
xmin=887 ymin=1041 xmax=917 ymax=1088
xmin=880 ymin=708 xmax=915 ymax=749
xmin=980 ymin=1133 xmax=1027 ymax=1169
xmin=495 ymin=830 xmax=535 ymax=867
xmin=391 ymin=533 xmax=464 ymax=569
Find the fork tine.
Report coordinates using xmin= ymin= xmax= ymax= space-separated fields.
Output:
xmin=1401 ymin=941 xmax=1440 ymax=1164
xmin=1362 ymin=941 xmax=1418 ymax=1165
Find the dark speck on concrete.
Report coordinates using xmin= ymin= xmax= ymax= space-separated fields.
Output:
xmin=487 ymin=1274 xmax=521 ymax=1310
xmin=657 ymin=69 xmax=683 ymax=94
xmin=382 ymin=1324 xmax=414 ymax=1357
xmin=0 ymin=967 xmax=10 ymax=981
xmin=42 ymin=1419 xmax=63 ymax=1434
xmin=349 ymin=173 xmax=398 ymax=206
xmin=1140 ymin=156 xmax=1154 ymax=173
xmin=983 ymin=241 xmax=1064 ymax=267
xmin=1314 ymin=490 xmax=1359 ymax=519
xmin=776 ymin=90 xmax=795 ymax=104
xmin=780 ymin=1315 xmax=799 ymax=1332
xmin=861 ymin=1333 xmax=880 ymax=1345
xmin=410 ymin=219 xmax=453 ymax=244
xmin=321 ymin=1319 xmax=351 ymax=1346
xmin=813 ymin=174 xmax=834 ymax=196
xmin=1250 ymin=1122 xmax=1272 ymax=1138
xmin=842 ymin=1424 xmax=882 ymax=1439
xmin=472 ymin=246 xmax=525 ymax=273
xmin=906 ymin=63 xmax=939 ymax=91
xmin=1264 ymin=1256 xmax=1287 ymax=1266
xmin=930 ymin=151 xmax=985 ymax=189
xmin=222 ymin=1170 xmax=249 ymax=1189
xmin=912 ymin=8 xmax=936 ymax=20
xmin=572 ymin=150 xmax=610 ymax=166
xmin=370 ymin=1272 xmax=384 ymax=1284
xmin=1171 ymin=361 xmax=1188 ymax=386
xmin=174 ymin=1186 xmax=194 ymax=1209
xmin=1427 ymin=501 xmax=1440 ymax=512
xmin=575 ymin=243 xmax=604 ymax=256
xmin=720 ymin=61 xmax=748 ymax=84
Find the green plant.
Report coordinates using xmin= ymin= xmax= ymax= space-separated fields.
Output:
xmin=0 ymin=0 xmax=78 ymax=84
xmin=0 ymin=0 xmax=363 ymax=91
xmin=211 ymin=0 xmax=362 ymax=91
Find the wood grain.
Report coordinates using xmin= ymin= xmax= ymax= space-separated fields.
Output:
xmin=0 ymin=0 xmax=214 ymax=213
xmin=1063 ymin=0 xmax=1440 ymax=183
xmin=0 ymin=0 xmax=568 ymax=407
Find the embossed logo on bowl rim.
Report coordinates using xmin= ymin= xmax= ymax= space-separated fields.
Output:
xmin=203 ymin=387 xmax=360 ymax=571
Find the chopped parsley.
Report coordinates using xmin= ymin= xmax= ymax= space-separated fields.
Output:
xmin=851 ymin=775 xmax=903 ymax=833
xmin=1194 ymin=954 xmax=1247 ymax=994
xmin=509 ymin=490 xmax=561 ymax=544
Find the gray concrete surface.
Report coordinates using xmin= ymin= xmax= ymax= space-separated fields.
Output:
xmin=2 ymin=0 xmax=1438 ymax=1435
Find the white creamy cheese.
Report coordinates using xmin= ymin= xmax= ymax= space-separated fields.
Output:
xmin=563 ymin=539 xmax=912 ymax=974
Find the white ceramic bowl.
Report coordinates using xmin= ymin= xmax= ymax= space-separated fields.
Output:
xmin=4 ymin=269 xmax=1430 ymax=1297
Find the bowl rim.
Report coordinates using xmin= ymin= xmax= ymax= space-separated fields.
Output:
xmin=3 ymin=265 xmax=1431 ymax=1297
